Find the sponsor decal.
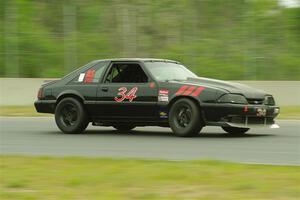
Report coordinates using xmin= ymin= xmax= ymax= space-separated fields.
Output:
xmin=114 ymin=87 xmax=138 ymax=102
xmin=256 ymin=108 xmax=267 ymax=117
xmin=159 ymin=89 xmax=169 ymax=95
xmin=158 ymin=96 xmax=169 ymax=102
xmin=159 ymin=107 xmax=168 ymax=118
xmin=84 ymin=69 xmax=96 ymax=83
xmin=191 ymin=86 xmax=205 ymax=97
xmin=158 ymin=89 xmax=169 ymax=102
xmin=175 ymin=85 xmax=205 ymax=97
xmin=78 ymin=73 xmax=85 ymax=82
xmin=159 ymin=111 xmax=168 ymax=118
xmin=175 ymin=85 xmax=189 ymax=95
xmin=182 ymin=86 xmax=196 ymax=95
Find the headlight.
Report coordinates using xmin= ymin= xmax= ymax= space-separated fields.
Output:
xmin=217 ymin=94 xmax=247 ymax=104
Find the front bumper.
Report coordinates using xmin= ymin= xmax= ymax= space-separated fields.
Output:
xmin=202 ymin=103 xmax=280 ymax=128
xmin=34 ymin=100 xmax=56 ymax=114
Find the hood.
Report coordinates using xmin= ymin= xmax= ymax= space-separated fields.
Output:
xmin=182 ymin=77 xmax=268 ymax=99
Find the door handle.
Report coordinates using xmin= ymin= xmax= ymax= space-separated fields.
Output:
xmin=102 ymin=87 xmax=108 ymax=92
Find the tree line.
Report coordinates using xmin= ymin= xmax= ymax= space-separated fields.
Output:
xmin=0 ymin=0 xmax=299 ymax=80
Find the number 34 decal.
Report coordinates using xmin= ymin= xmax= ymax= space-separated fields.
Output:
xmin=114 ymin=87 xmax=138 ymax=102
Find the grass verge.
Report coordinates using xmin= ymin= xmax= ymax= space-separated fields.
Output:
xmin=278 ymin=106 xmax=300 ymax=119
xmin=0 ymin=106 xmax=51 ymax=117
xmin=0 ymin=105 xmax=299 ymax=119
xmin=0 ymin=155 xmax=299 ymax=200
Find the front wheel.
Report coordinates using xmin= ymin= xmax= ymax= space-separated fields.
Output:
xmin=55 ymin=97 xmax=89 ymax=134
xmin=222 ymin=127 xmax=249 ymax=136
xmin=169 ymin=98 xmax=203 ymax=137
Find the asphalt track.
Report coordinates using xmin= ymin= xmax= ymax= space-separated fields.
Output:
xmin=0 ymin=117 xmax=299 ymax=165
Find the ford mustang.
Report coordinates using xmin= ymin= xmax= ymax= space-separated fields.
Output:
xmin=35 ymin=58 xmax=280 ymax=137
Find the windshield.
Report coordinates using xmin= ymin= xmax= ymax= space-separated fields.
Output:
xmin=145 ymin=62 xmax=197 ymax=81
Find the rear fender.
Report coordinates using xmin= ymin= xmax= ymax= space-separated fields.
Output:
xmin=56 ymin=90 xmax=85 ymax=104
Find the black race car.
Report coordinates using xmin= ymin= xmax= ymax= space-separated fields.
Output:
xmin=35 ymin=58 xmax=280 ymax=137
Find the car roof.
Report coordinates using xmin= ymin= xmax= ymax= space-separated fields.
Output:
xmin=94 ymin=58 xmax=180 ymax=64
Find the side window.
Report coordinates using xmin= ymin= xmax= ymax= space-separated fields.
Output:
xmin=104 ymin=63 xmax=148 ymax=83
xmin=70 ymin=61 xmax=108 ymax=84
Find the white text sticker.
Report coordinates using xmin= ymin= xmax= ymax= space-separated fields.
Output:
xmin=78 ymin=73 xmax=85 ymax=82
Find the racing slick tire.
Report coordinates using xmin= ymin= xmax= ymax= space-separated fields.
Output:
xmin=113 ymin=125 xmax=136 ymax=131
xmin=55 ymin=97 xmax=89 ymax=134
xmin=222 ymin=127 xmax=249 ymax=136
xmin=169 ymin=98 xmax=203 ymax=137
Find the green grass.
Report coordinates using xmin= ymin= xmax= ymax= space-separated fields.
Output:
xmin=0 ymin=105 xmax=299 ymax=119
xmin=0 ymin=106 xmax=51 ymax=117
xmin=279 ymin=106 xmax=300 ymax=119
xmin=0 ymin=156 xmax=299 ymax=200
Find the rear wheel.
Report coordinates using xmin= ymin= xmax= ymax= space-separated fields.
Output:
xmin=169 ymin=98 xmax=203 ymax=137
xmin=222 ymin=126 xmax=249 ymax=136
xmin=55 ymin=97 xmax=89 ymax=134
xmin=113 ymin=125 xmax=136 ymax=131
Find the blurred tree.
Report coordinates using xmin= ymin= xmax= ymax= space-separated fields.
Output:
xmin=0 ymin=0 xmax=299 ymax=79
xmin=4 ymin=0 xmax=19 ymax=77
xmin=63 ymin=2 xmax=77 ymax=73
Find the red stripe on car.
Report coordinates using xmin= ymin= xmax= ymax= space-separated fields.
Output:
xmin=182 ymin=86 xmax=196 ymax=95
xmin=191 ymin=86 xmax=205 ymax=97
xmin=175 ymin=85 xmax=189 ymax=95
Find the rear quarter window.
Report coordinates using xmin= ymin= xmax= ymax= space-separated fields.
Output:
xmin=69 ymin=61 xmax=109 ymax=85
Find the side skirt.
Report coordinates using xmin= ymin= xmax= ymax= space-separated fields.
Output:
xmin=91 ymin=118 xmax=169 ymax=127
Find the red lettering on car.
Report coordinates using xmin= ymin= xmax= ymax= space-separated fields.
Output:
xmin=114 ymin=87 xmax=138 ymax=102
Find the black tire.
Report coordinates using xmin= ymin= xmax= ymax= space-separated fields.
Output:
xmin=113 ymin=125 xmax=136 ymax=131
xmin=222 ymin=126 xmax=249 ymax=136
xmin=55 ymin=97 xmax=89 ymax=134
xmin=169 ymin=98 xmax=203 ymax=137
